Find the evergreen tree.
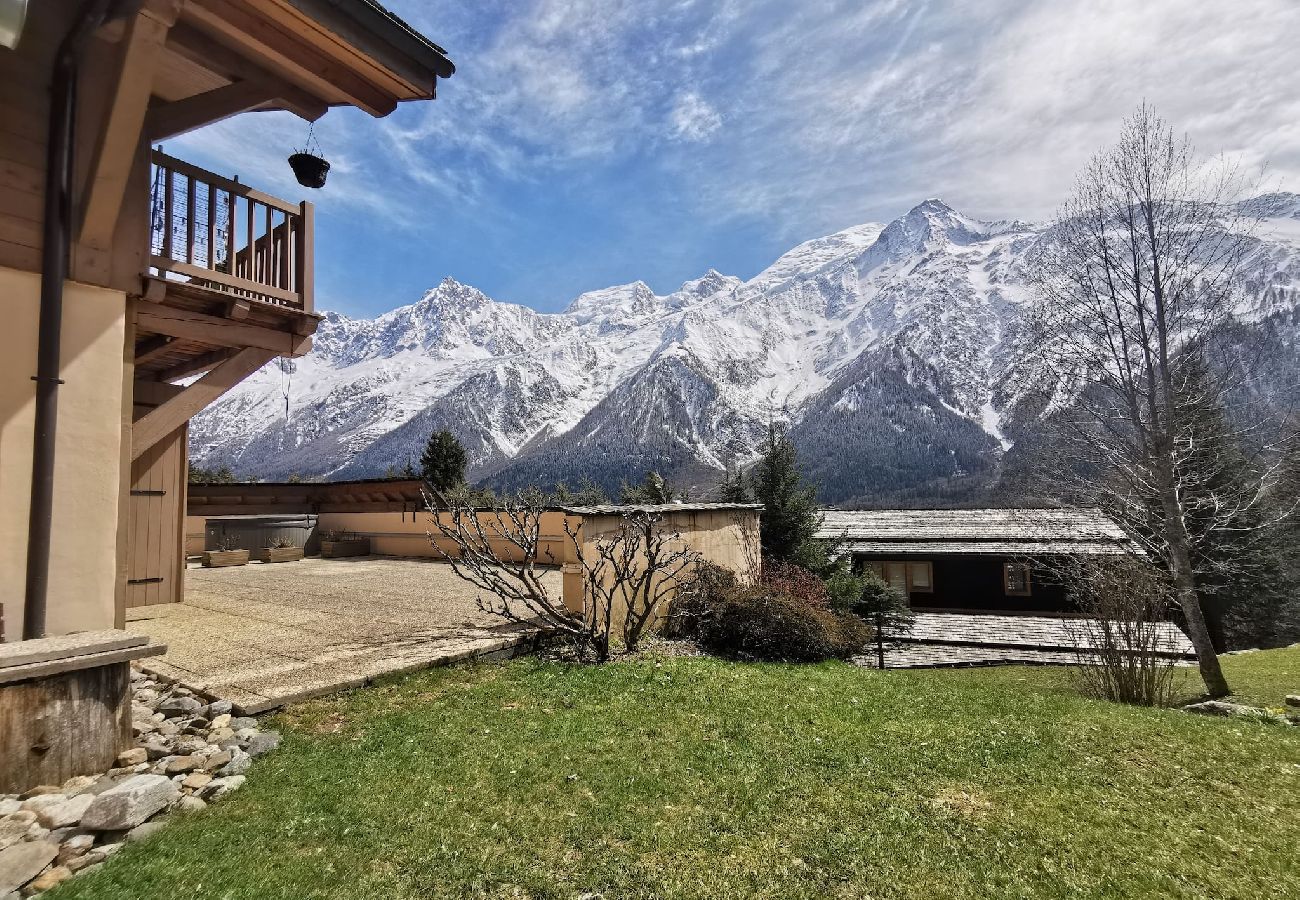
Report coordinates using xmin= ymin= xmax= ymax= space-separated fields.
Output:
xmin=850 ymin=572 xmax=914 ymax=669
xmin=419 ymin=429 xmax=467 ymax=492
xmin=620 ymin=471 xmax=674 ymax=504
xmin=717 ymin=460 xmax=750 ymax=502
xmin=750 ymin=422 xmax=822 ymax=565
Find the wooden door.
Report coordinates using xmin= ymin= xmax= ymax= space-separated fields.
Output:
xmin=126 ymin=422 xmax=187 ymax=607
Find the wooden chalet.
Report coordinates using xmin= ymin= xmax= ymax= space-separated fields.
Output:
xmin=816 ymin=508 xmax=1139 ymax=614
xmin=1 ymin=0 xmax=454 ymax=639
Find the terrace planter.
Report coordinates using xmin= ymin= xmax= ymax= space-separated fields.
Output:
xmin=254 ymin=546 xmax=304 ymax=564
xmin=201 ymin=549 xmax=250 ymax=568
xmin=321 ymin=538 xmax=370 ymax=558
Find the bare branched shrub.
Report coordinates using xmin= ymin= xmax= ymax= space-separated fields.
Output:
xmin=1058 ymin=555 xmax=1180 ymax=706
xmin=563 ymin=511 xmax=702 ymax=660
xmin=425 ymin=488 xmax=702 ymax=662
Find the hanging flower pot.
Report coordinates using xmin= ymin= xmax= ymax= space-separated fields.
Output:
xmin=288 ymin=122 xmax=329 ymax=188
xmin=288 ymin=152 xmax=329 ymax=188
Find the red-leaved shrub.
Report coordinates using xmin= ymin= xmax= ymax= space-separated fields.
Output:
xmin=761 ymin=560 xmax=830 ymax=609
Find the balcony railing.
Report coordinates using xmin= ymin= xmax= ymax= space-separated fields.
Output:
xmin=148 ymin=149 xmax=313 ymax=313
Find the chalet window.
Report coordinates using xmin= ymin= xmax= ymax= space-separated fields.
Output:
xmin=1003 ymin=563 xmax=1032 ymax=596
xmin=868 ymin=561 xmax=933 ymax=594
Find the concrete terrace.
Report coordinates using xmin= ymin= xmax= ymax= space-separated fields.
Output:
xmin=125 ymin=557 xmax=556 ymax=714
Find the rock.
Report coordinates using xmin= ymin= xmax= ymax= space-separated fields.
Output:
xmin=229 ymin=717 xmax=257 ymax=731
xmin=157 ymin=696 xmax=203 ymax=719
xmin=56 ymin=833 xmax=95 ymax=863
xmin=33 ymin=794 xmax=94 ymax=830
xmin=23 ymin=865 xmax=71 ymax=894
xmin=181 ymin=773 xmax=212 ymax=791
xmin=173 ymin=736 xmax=211 ymax=755
xmin=18 ymin=787 xmax=60 ymax=800
xmin=80 ymin=775 xmax=179 ymax=831
xmin=245 ymin=731 xmax=281 ymax=757
xmin=65 ymin=850 xmax=105 ymax=873
xmin=163 ymin=756 xmax=201 ymax=775
xmin=0 ymin=841 xmax=58 ymax=895
xmin=19 ymin=795 xmax=67 ymax=822
xmin=176 ymin=796 xmax=207 ymax=813
xmin=135 ymin=688 xmax=159 ymax=704
xmin=0 ymin=801 xmax=19 ymax=817
xmin=217 ymin=749 xmax=252 ymax=777
xmin=155 ymin=720 xmax=180 ymax=737
xmin=1286 ymin=694 xmax=1299 ymax=708
xmin=207 ymin=700 xmax=233 ymax=717
xmin=115 ymin=748 xmax=148 ymax=767
xmin=200 ymin=776 xmax=245 ymax=800
xmin=0 ymin=813 xmax=37 ymax=850
xmin=126 ymin=821 xmax=166 ymax=843
xmin=1182 ymin=700 xmax=1289 ymax=723
xmin=209 ymin=713 xmax=232 ymax=730
xmin=142 ymin=739 xmax=173 ymax=761
xmin=59 ymin=776 xmax=98 ymax=796
xmin=202 ymin=751 xmax=232 ymax=771
xmin=207 ymin=728 xmax=235 ymax=744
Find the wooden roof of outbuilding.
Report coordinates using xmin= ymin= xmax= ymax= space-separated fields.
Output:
xmin=815 ymin=508 xmax=1137 ymax=556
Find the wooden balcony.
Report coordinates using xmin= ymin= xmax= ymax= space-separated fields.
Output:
xmin=132 ymin=151 xmax=320 ymax=386
xmin=148 ymin=149 xmax=313 ymax=312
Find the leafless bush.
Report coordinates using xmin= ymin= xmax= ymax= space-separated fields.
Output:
xmin=1059 ymin=555 xmax=1180 ymax=706
xmin=425 ymin=488 xmax=701 ymax=662
xmin=563 ymin=511 xmax=701 ymax=660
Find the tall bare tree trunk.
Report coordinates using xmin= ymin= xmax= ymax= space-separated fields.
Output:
xmin=1159 ymin=488 xmax=1230 ymax=696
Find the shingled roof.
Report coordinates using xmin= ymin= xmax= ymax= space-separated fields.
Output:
xmin=815 ymin=508 xmax=1138 ymax=556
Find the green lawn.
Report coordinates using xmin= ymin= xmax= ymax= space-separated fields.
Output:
xmin=57 ymin=649 xmax=1299 ymax=900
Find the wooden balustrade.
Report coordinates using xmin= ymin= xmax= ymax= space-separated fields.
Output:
xmin=148 ymin=149 xmax=313 ymax=312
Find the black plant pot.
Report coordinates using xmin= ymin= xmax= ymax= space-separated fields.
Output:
xmin=288 ymin=152 xmax=330 ymax=189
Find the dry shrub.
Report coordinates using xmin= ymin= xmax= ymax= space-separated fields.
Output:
xmin=1062 ymin=556 xmax=1180 ymax=706
xmin=695 ymin=587 xmax=869 ymax=663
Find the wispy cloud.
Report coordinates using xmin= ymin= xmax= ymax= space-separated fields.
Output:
xmin=179 ymin=0 xmax=1300 ymax=314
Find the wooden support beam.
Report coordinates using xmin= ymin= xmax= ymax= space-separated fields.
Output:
xmin=80 ymin=2 xmax=181 ymax=249
xmin=132 ymin=334 xmax=175 ymax=365
xmin=153 ymin=348 xmax=234 ymax=383
xmin=165 ymin=23 xmax=330 ymax=122
xmin=145 ymin=80 xmax=278 ymax=141
xmin=132 ymin=301 xmax=311 ymax=356
xmin=132 ymin=347 xmax=274 ymax=460
xmin=184 ymin=0 xmax=397 ymax=116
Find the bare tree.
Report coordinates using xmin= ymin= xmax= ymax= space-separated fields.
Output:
xmin=1025 ymin=104 xmax=1291 ymax=697
xmin=423 ymin=487 xmax=594 ymax=652
xmin=563 ymin=510 xmax=701 ymax=660
xmin=425 ymin=489 xmax=702 ymax=662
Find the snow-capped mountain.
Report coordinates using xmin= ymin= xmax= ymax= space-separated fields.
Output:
xmin=189 ymin=195 xmax=1300 ymax=504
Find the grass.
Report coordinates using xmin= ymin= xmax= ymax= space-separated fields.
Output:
xmin=55 ymin=648 xmax=1299 ymax=900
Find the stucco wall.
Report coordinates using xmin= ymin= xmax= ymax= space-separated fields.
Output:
xmin=315 ymin=509 xmax=580 ymax=565
xmin=1 ymin=268 xmax=126 ymax=638
xmin=572 ymin=508 xmax=760 ymax=633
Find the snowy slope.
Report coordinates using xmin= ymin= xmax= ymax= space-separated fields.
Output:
xmin=190 ymin=195 xmax=1300 ymax=501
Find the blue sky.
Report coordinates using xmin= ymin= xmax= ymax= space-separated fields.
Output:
xmin=173 ymin=0 xmax=1300 ymax=317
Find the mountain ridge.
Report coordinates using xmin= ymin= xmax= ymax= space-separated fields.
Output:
xmin=189 ymin=194 xmax=1300 ymax=504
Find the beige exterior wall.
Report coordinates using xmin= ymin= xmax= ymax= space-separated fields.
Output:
xmin=1 ymin=268 xmax=127 ymax=638
xmin=571 ymin=508 xmax=760 ymax=632
xmin=315 ymin=510 xmax=580 ymax=565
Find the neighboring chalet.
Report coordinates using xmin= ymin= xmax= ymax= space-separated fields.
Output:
xmin=817 ymin=508 xmax=1138 ymax=614
xmin=1 ymin=1 xmax=454 ymax=640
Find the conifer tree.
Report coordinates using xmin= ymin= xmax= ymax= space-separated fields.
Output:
xmin=750 ymin=422 xmax=822 ymax=564
xmin=419 ymin=429 xmax=467 ymax=492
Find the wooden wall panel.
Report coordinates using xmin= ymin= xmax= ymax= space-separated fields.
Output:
xmin=125 ymin=419 xmax=186 ymax=607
